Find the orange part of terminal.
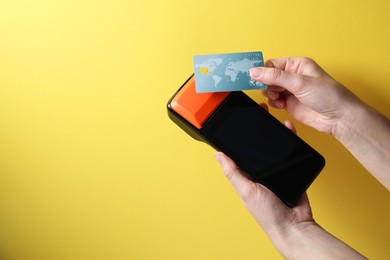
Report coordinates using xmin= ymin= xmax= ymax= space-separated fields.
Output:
xmin=170 ymin=76 xmax=230 ymax=129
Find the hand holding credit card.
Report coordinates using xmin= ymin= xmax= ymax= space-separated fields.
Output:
xmin=193 ymin=51 xmax=267 ymax=93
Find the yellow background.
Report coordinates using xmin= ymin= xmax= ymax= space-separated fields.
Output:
xmin=0 ymin=0 xmax=389 ymax=259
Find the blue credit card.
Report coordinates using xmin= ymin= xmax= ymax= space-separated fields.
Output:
xmin=193 ymin=51 xmax=266 ymax=93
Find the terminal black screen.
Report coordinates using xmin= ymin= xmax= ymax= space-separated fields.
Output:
xmin=201 ymin=92 xmax=325 ymax=206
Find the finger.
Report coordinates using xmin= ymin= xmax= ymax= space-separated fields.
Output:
xmin=264 ymin=59 xmax=276 ymax=68
xmin=266 ymin=57 xmax=328 ymax=77
xmin=259 ymin=103 xmax=269 ymax=112
xmin=215 ymin=152 xmax=253 ymax=192
xmin=284 ymin=120 xmax=297 ymax=134
xmin=262 ymin=88 xmax=280 ymax=100
xmin=267 ymin=85 xmax=285 ymax=92
xmin=268 ymin=98 xmax=285 ymax=109
xmin=250 ymin=67 xmax=309 ymax=95
xmin=283 ymin=94 xmax=326 ymax=128
xmin=293 ymin=192 xmax=313 ymax=216
xmin=265 ymin=57 xmax=298 ymax=72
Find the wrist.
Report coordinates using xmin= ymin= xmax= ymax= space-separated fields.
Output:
xmin=270 ymin=221 xmax=366 ymax=259
xmin=332 ymin=97 xmax=390 ymax=189
xmin=333 ymin=96 xmax=369 ymax=146
xmin=269 ymin=220 xmax=320 ymax=259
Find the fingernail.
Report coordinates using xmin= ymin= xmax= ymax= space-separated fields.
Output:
xmin=275 ymin=100 xmax=284 ymax=108
xmin=250 ymin=67 xmax=263 ymax=78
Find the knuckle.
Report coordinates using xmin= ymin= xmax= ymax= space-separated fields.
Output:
xmin=300 ymin=56 xmax=315 ymax=65
xmin=222 ymin=161 xmax=237 ymax=181
xmin=266 ymin=68 xmax=282 ymax=81
xmin=239 ymin=182 xmax=258 ymax=204
xmin=224 ymin=167 xmax=234 ymax=181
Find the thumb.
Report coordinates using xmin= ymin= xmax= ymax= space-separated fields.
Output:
xmin=215 ymin=152 xmax=257 ymax=202
xmin=250 ymin=67 xmax=309 ymax=95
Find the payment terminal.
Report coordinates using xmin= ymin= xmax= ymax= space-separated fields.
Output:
xmin=167 ymin=75 xmax=325 ymax=206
